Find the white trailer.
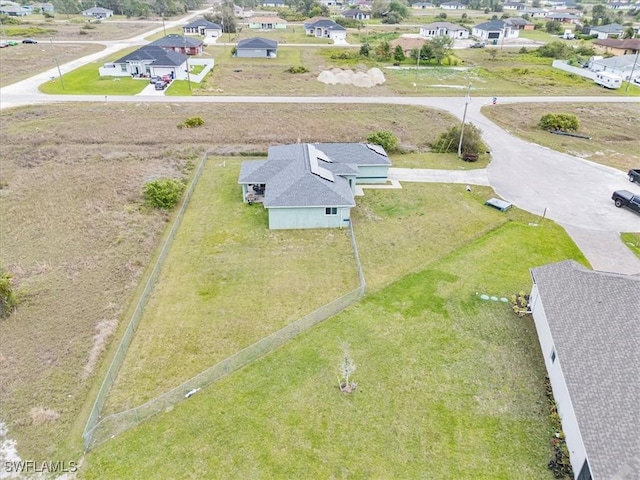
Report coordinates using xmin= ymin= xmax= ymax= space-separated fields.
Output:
xmin=594 ymin=72 xmax=622 ymax=89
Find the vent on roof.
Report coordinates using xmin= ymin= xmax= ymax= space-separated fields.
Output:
xmin=366 ymin=143 xmax=388 ymax=157
xmin=307 ymin=145 xmax=334 ymax=182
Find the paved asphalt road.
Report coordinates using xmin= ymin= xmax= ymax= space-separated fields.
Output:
xmin=1 ymin=16 xmax=639 ymax=274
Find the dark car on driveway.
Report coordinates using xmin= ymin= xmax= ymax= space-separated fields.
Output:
xmin=612 ymin=190 xmax=640 ymax=216
xmin=149 ymin=76 xmax=161 ymax=84
xmin=154 ymin=81 xmax=167 ymax=90
xmin=22 ymin=38 xmax=37 ymax=44
xmin=470 ymin=42 xmax=485 ymax=48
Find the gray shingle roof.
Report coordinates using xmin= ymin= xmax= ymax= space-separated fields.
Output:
xmin=114 ymin=46 xmax=187 ymax=67
xmin=237 ymin=37 xmax=278 ymax=49
xmin=530 ymin=260 xmax=640 ymax=479
xmin=306 ymin=19 xmax=346 ymax=31
xmin=590 ymin=23 xmax=625 ymax=33
xmin=184 ymin=18 xmax=221 ymax=29
xmin=238 ymin=143 xmax=390 ymax=208
xmin=473 ymin=20 xmax=506 ymax=31
xmin=150 ymin=34 xmax=203 ymax=48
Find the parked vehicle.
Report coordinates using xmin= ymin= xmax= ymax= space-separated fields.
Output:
xmin=149 ymin=76 xmax=161 ymax=84
xmin=594 ymin=72 xmax=622 ymax=89
xmin=7 ymin=40 xmax=18 ymax=46
xmin=161 ymin=74 xmax=172 ymax=84
xmin=154 ymin=81 xmax=167 ymax=90
xmin=560 ymin=29 xmax=575 ymax=40
xmin=612 ymin=190 xmax=640 ymax=215
xmin=629 ymin=169 xmax=640 ymax=185
xmin=469 ymin=42 xmax=485 ymax=48
xmin=22 ymin=38 xmax=37 ymax=44
xmin=0 ymin=42 xmax=8 ymax=48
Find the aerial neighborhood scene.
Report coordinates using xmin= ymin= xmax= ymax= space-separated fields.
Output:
xmin=1 ymin=0 xmax=639 ymax=476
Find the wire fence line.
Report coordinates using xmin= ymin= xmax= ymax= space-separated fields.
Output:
xmin=83 ymin=185 xmax=367 ymax=451
xmin=82 ymin=153 xmax=209 ymax=451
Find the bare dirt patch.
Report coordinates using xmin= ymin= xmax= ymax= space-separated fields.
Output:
xmin=0 ymin=102 xmax=459 ymax=461
xmin=482 ymin=103 xmax=640 ymax=172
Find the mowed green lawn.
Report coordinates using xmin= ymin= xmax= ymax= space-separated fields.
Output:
xmin=81 ymin=152 xmax=587 ymax=477
xmin=103 ymin=158 xmax=361 ymax=413
xmin=82 ymin=208 xmax=585 ymax=478
xmin=39 ymin=48 xmax=146 ymax=95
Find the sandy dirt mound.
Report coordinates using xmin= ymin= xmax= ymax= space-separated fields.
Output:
xmin=317 ymin=68 xmax=385 ymax=87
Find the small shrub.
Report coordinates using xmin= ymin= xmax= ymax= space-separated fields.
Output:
xmin=179 ymin=116 xmax=205 ymax=129
xmin=81 ymin=23 xmax=96 ymax=30
xmin=432 ymin=123 xmax=485 ymax=156
xmin=79 ymin=29 xmax=88 ymax=35
xmin=142 ymin=178 xmax=186 ymax=210
xmin=366 ymin=130 xmax=399 ymax=153
xmin=286 ymin=65 xmax=309 ymax=74
xmin=0 ymin=269 xmax=18 ymax=318
xmin=539 ymin=113 xmax=579 ymax=132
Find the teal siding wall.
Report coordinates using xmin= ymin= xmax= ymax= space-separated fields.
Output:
xmin=269 ymin=207 xmax=351 ymax=230
xmin=357 ymin=165 xmax=389 ymax=184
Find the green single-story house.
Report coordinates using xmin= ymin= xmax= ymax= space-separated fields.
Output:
xmin=238 ymin=143 xmax=391 ymax=230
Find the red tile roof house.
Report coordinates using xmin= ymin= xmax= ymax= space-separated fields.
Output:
xmin=529 ymin=260 xmax=640 ymax=480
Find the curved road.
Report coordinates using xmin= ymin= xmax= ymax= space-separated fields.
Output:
xmin=1 ymin=18 xmax=639 ymax=274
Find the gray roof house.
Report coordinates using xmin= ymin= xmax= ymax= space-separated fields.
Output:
xmin=589 ymin=23 xmax=626 ymax=39
xmin=98 ymin=45 xmax=189 ymax=80
xmin=341 ymin=8 xmax=371 ymax=20
xmin=529 ymin=260 xmax=640 ymax=480
xmin=235 ymin=37 xmax=278 ymax=58
xmin=82 ymin=6 xmax=113 ymax=18
xmin=305 ymin=19 xmax=347 ymax=41
xmin=238 ymin=143 xmax=391 ymax=230
xmin=472 ymin=20 xmax=519 ymax=41
xmin=419 ymin=21 xmax=470 ymax=39
xmin=183 ymin=18 xmax=222 ymax=39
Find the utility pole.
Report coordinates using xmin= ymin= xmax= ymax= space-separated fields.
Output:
xmin=457 ymin=83 xmax=471 ymax=158
xmin=50 ymin=37 xmax=64 ymax=91
xmin=162 ymin=14 xmax=166 ymax=36
xmin=183 ymin=37 xmax=192 ymax=92
xmin=625 ymin=49 xmax=639 ymax=93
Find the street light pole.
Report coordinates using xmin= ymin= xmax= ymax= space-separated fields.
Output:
xmin=457 ymin=83 xmax=471 ymax=158
xmin=50 ymin=37 xmax=64 ymax=91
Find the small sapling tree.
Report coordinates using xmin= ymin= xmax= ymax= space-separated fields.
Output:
xmin=337 ymin=343 xmax=357 ymax=393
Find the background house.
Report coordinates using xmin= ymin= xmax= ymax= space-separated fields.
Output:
xmin=248 ymin=16 xmax=287 ymax=29
xmin=341 ymin=8 xmax=371 ymax=20
xmin=529 ymin=260 xmax=640 ymax=480
xmin=390 ymin=37 xmax=426 ymax=56
xmin=411 ymin=2 xmax=433 ymax=9
xmin=589 ymin=23 xmax=625 ymax=39
xmin=150 ymin=34 xmax=204 ymax=55
xmin=183 ymin=18 xmax=222 ymax=41
xmin=305 ymin=19 xmax=347 ymax=42
xmin=235 ymin=37 xmax=278 ymax=58
xmin=593 ymin=38 xmax=640 ymax=56
xmin=441 ymin=1 xmax=465 ymax=9
xmin=31 ymin=2 xmax=54 ymax=13
xmin=472 ymin=20 xmax=519 ymax=42
xmin=82 ymin=6 xmax=113 ymax=18
xmin=0 ymin=4 xmax=29 ymax=15
xmin=504 ymin=17 xmax=534 ymax=30
xmin=503 ymin=2 xmax=525 ymax=10
xmin=419 ymin=21 xmax=469 ymax=39
xmin=99 ymin=45 xmax=188 ymax=79
xmin=589 ymin=54 xmax=640 ymax=81
xmin=238 ymin=143 xmax=391 ymax=230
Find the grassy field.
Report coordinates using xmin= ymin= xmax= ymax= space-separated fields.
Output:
xmin=481 ymin=103 xmax=640 ymax=172
xmin=0 ymin=42 xmax=104 ymax=88
xmin=38 ymin=47 xmax=146 ymax=95
xmin=81 ymin=195 xmax=586 ymax=478
xmin=2 ymin=17 xmax=160 ymax=41
xmin=0 ymin=102 xmax=461 ymax=461
xmin=103 ymin=157 xmax=361 ymax=412
xmin=391 ymin=152 xmax=489 ymax=169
